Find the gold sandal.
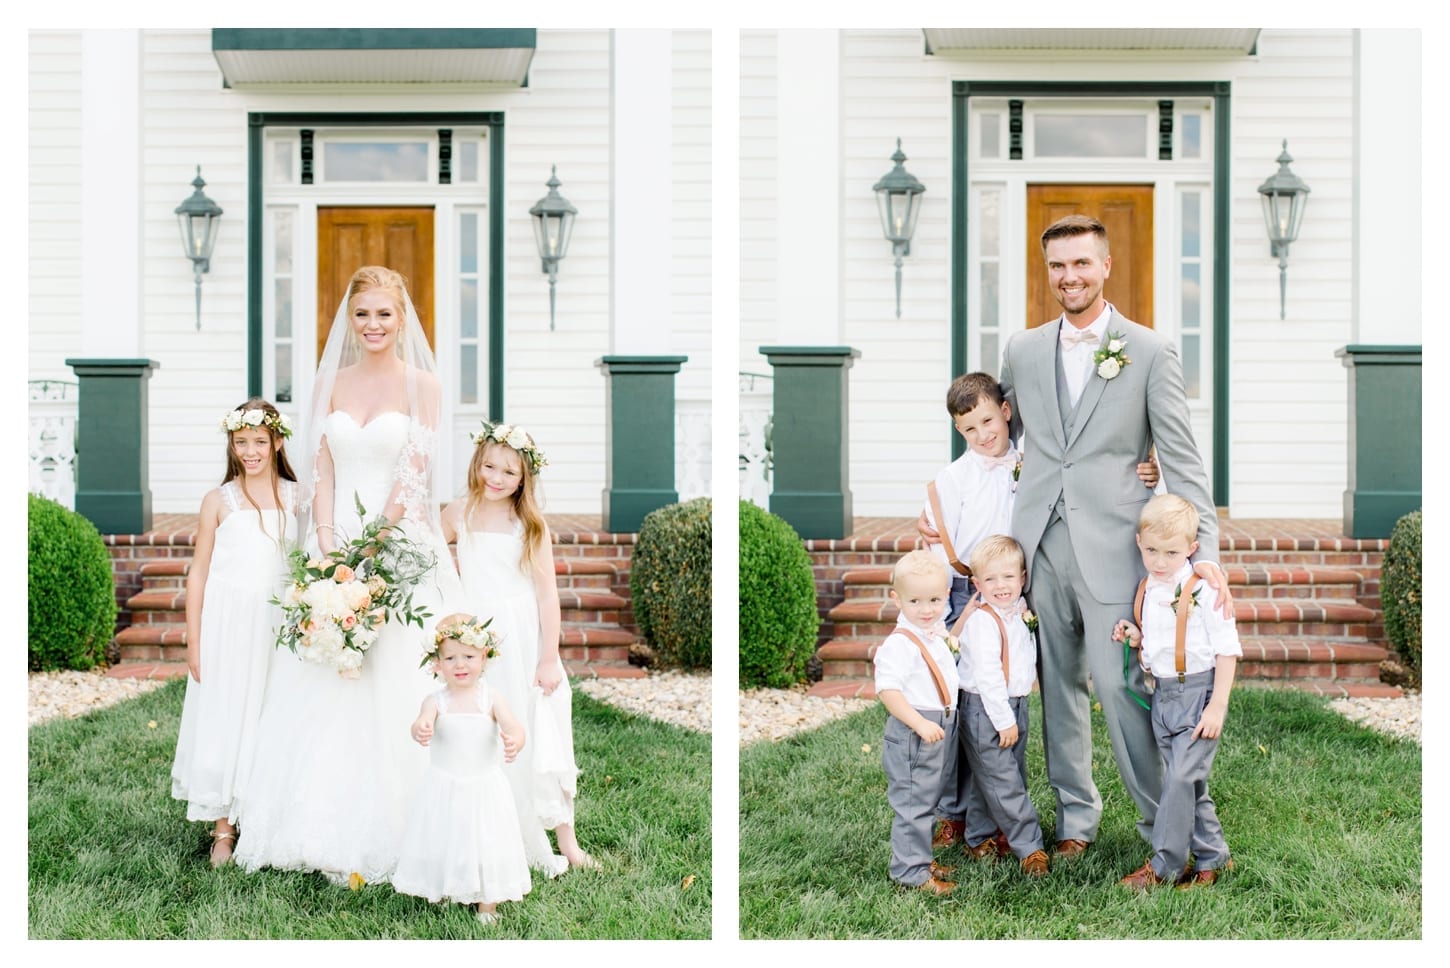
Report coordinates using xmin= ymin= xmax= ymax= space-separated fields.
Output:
xmin=209 ymin=829 xmax=237 ymax=868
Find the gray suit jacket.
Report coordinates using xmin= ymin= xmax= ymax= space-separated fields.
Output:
xmin=997 ymin=310 xmax=1218 ymax=604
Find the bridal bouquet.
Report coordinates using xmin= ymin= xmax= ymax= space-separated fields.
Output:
xmin=273 ymin=494 xmax=437 ymax=678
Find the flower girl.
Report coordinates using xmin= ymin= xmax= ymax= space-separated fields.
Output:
xmin=441 ymin=422 xmax=596 ymax=874
xmin=392 ymin=614 xmax=532 ymax=924
xmin=171 ymin=398 xmax=298 ymax=867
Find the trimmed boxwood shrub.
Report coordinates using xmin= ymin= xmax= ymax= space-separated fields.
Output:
xmin=1381 ymin=509 xmax=1422 ymax=686
xmin=28 ymin=494 xmax=118 ymax=671
xmin=739 ymin=500 xmax=819 ymax=689
xmin=629 ymin=497 xmax=712 ymax=670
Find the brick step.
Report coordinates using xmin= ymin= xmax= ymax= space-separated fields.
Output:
xmin=814 ymin=635 xmax=1391 ymax=685
xmin=136 ymin=557 xmax=619 ymax=591
xmin=836 ymin=565 xmax=1366 ymax=601
xmin=802 ymin=678 xmax=1404 ymax=701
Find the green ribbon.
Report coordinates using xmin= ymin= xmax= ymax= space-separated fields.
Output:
xmin=1122 ymin=641 xmax=1152 ymax=711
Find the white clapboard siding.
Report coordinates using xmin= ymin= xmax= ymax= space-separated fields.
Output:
xmin=746 ymin=27 xmax=1373 ymax=520
xmin=27 ymin=31 xmax=85 ymax=384
xmin=29 ymin=28 xmax=712 ymax=519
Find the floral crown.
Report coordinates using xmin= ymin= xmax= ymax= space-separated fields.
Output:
xmin=221 ymin=407 xmax=294 ymax=439
xmin=420 ymin=613 xmax=500 ymax=669
xmin=469 ymin=421 xmax=547 ymax=474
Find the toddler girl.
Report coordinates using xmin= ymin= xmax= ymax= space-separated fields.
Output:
xmin=171 ymin=398 xmax=298 ymax=867
xmin=441 ymin=422 xmax=596 ymax=874
xmin=392 ymin=614 xmax=531 ymax=924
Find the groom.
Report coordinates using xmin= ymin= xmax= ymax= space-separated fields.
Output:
xmin=996 ymin=214 xmax=1224 ymax=855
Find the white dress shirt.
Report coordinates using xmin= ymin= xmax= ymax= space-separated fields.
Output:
xmin=1059 ymin=302 xmax=1113 ymax=406
xmin=1139 ymin=563 xmax=1243 ymax=677
xmin=922 ymin=443 xmax=1019 ymax=574
xmin=874 ymin=615 xmax=961 ymax=712
xmin=956 ymin=597 xmax=1038 ymax=731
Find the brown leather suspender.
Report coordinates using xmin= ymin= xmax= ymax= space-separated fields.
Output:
xmin=1133 ymin=574 xmax=1201 ymax=683
xmin=949 ymin=600 xmax=1012 ymax=686
xmin=897 ymin=629 xmax=953 ymax=712
xmin=925 ymin=481 xmax=972 ymax=578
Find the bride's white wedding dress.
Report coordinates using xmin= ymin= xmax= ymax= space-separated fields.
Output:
xmin=234 ymin=411 xmax=452 ymax=884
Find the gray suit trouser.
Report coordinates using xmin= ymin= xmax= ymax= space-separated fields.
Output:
xmin=1033 ymin=514 xmax=1161 ymax=843
xmin=934 ymin=578 xmax=986 ymax=834
xmin=961 ymin=692 xmax=1044 ymax=858
xmin=883 ymin=709 xmax=954 ymax=885
xmin=1148 ymin=670 xmax=1229 ymax=877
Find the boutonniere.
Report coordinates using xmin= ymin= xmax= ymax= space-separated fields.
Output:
xmin=1012 ymin=457 xmax=1023 ymax=483
xmin=1168 ymin=584 xmax=1202 ymax=616
xmin=1093 ymin=332 xmax=1130 ymax=380
xmin=1022 ymin=610 xmax=1039 ymax=634
xmin=943 ymin=634 xmax=960 ymax=656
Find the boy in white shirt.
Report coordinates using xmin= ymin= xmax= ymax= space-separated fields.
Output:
xmin=1112 ymin=494 xmax=1241 ymax=889
xmin=952 ymin=535 xmax=1049 ymax=877
xmin=873 ymin=550 xmax=961 ymax=895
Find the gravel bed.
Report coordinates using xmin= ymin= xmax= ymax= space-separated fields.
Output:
xmin=574 ymin=669 xmax=712 ymax=733
xmin=28 ymin=668 xmax=170 ymax=726
xmin=1328 ymin=691 xmax=1420 ymax=744
xmin=738 ymin=684 xmax=874 ymax=747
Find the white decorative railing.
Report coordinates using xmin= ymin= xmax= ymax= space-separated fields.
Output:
xmin=675 ymin=399 xmax=711 ymax=501
xmin=739 ymin=371 xmax=772 ymax=509
xmin=29 ymin=380 xmax=79 ymax=509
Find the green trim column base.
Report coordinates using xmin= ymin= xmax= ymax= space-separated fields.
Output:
xmin=65 ymin=358 xmax=160 ymax=535
xmin=1335 ymin=344 xmax=1421 ymax=538
xmin=596 ymin=355 xmax=687 ymax=533
xmin=760 ymin=346 xmax=860 ymax=540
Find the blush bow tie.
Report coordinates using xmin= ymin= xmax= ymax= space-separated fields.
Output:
xmin=981 ymin=453 xmax=1017 ymax=471
xmin=1060 ymin=327 xmax=1101 ymax=348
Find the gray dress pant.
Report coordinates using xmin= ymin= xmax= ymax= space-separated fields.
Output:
xmin=883 ymin=708 xmax=954 ymax=885
xmin=961 ymin=691 xmax=1044 ymax=858
xmin=1033 ymin=513 xmax=1161 ymax=843
xmin=1148 ymin=670 xmax=1229 ymax=877
xmin=934 ymin=579 xmax=982 ymax=831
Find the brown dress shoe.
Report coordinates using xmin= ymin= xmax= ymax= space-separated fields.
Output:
xmin=916 ymin=873 xmax=957 ymax=895
xmin=1119 ymin=859 xmax=1168 ymax=890
xmin=932 ymin=818 xmax=966 ymax=849
xmin=1020 ymin=849 xmax=1049 ymax=878
xmin=967 ymin=838 xmax=1000 ymax=861
xmin=1053 ymin=838 xmax=1091 ymax=858
xmin=993 ymin=830 xmax=1012 ymax=856
xmin=1176 ymin=858 xmax=1233 ymax=890
xmin=929 ymin=861 xmax=957 ymax=879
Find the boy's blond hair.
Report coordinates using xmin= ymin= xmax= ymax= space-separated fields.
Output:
xmin=968 ymin=534 xmax=1026 ymax=577
xmin=891 ymin=549 xmax=950 ymax=591
xmin=1138 ymin=493 xmax=1199 ymax=543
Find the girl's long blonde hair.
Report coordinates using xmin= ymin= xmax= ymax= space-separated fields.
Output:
xmin=464 ymin=440 xmax=547 ymax=575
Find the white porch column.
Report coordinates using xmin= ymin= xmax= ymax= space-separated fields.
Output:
xmin=610 ymin=29 xmax=674 ymax=354
xmin=776 ymin=29 xmax=841 ymax=344
xmin=1352 ymin=29 xmax=1421 ymax=343
xmin=79 ymin=29 xmax=144 ymax=357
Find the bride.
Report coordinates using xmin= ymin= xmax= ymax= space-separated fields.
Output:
xmin=235 ymin=266 xmax=462 ymax=885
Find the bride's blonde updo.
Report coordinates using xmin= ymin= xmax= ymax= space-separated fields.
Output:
xmin=347 ymin=265 xmax=409 ymax=312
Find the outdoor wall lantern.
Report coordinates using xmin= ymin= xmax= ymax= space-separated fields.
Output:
xmin=175 ymin=166 xmax=223 ymax=331
xmin=873 ymin=138 xmax=927 ymax=319
xmin=1257 ymin=139 xmax=1311 ymax=320
xmin=529 ymin=166 xmax=578 ymax=331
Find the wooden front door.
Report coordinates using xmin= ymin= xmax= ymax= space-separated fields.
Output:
xmin=316 ymin=207 xmax=435 ymax=361
xmin=1025 ymin=184 xmax=1153 ymax=329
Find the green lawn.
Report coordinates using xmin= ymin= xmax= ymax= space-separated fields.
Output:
xmin=740 ymin=687 xmax=1420 ymax=939
xmin=29 ymin=679 xmax=711 ymax=939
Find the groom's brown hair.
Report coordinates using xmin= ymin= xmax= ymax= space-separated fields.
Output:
xmin=1040 ymin=214 xmax=1109 ymax=254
